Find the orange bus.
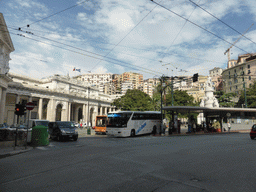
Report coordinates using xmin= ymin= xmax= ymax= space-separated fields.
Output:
xmin=94 ymin=115 xmax=107 ymax=134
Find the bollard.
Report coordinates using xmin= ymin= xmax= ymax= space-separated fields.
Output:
xmin=87 ymin=127 xmax=91 ymax=135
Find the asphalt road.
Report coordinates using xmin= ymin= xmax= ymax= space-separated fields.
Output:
xmin=0 ymin=133 xmax=255 ymax=192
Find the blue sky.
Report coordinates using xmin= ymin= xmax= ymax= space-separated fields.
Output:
xmin=1 ymin=0 xmax=256 ymax=79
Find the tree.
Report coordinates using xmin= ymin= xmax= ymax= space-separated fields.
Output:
xmin=215 ymin=91 xmax=237 ymax=107
xmin=237 ymin=81 xmax=256 ymax=108
xmin=112 ymin=89 xmax=154 ymax=111
xmin=166 ymin=90 xmax=196 ymax=106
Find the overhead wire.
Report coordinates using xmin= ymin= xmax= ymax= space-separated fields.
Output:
xmin=188 ymin=0 xmax=256 ymax=45
xmin=22 ymin=0 xmax=89 ymax=27
xmin=5 ymin=29 xmax=162 ymax=76
xmin=1 ymin=16 xmax=229 ymax=67
xmin=160 ymin=0 xmax=201 ymax=68
xmin=0 ymin=24 xmax=227 ymax=67
xmin=90 ymin=0 xmax=165 ymax=71
xmin=150 ymin=0 xmax=249 ymax=54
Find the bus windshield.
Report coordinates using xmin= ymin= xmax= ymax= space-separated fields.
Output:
xmin=107 ymin=112 xmax=132 ymax=128
xmin=96 ymin=116 xmax=107 ymax=127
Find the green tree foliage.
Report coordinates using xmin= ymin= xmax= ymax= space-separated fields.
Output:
xmin=215 ymin=91 xmax=237 ymax=107
xmin=166 ymin=90 xmax=196 ymax=106
xmin=111 ymin=89 xmax=154 ymax=111
xmin=152 ymin=92 xmax=161 ymax=111
xmin=237 ymin=82 xmax=256 ymax=108
xmin=166 ymin=89 xmax=198 ymax=120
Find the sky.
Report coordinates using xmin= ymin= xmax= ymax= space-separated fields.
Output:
xmin=1 ymin=0 xmax=256 ymax=80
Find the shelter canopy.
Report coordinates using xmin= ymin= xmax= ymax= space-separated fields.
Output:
xmin=163 ymin=106 xmax=256 ymax=115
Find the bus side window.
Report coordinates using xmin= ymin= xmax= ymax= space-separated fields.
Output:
xmin=132 ymin=114 xmax=138 ymax=120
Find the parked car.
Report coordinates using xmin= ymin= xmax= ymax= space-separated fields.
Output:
xmin=48 ymin=121 xmax=78 ymax=141
xmin=250 ymin=124 xmax=256 ymax=139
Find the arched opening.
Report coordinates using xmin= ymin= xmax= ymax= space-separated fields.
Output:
xmin=78 ymin=108 xmax=83 ymax=123
xmin=42 ymin=100 xmax=49 ymax=120
xmin=56 ymin=104 xmax=62 ymax=121
xmin=43 ymin=104 xmax=48 ymax=120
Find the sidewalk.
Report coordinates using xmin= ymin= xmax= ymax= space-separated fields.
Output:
xmin=0 ymin=129 xmax=100 ymax=159
xmin=0 ymin=144 xmax=33 ymax=159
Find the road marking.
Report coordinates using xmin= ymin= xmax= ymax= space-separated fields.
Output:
xmin=35 ymin=147 xmax=48 ymax=150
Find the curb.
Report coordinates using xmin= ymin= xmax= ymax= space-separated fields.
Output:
xmin=0 ymin=147 xmax=33 ymax=159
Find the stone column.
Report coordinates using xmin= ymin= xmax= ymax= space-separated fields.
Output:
xmin=68 ymin=102 xmax=71 ymax=121
xmin=88 ymin=106 xmax=93 ymax=126
xmin=85 ymin=104 xmax=90 ymax=126
xmin=94 ymin=105 xmax=98 ymax=124
xmin=60 ymin=101 xmax=68 ymax=121
xmin=92 ymin=106 xmax=98 ymax=127
xmin=104 ymin=107 xmax=107 ymax=115
xmin=83 ymin=104 xmax=86 ymax=123
xmin=38 ymin=98 xmax=43 ymax=119
xmin=0 ymin=89 xmax=7 ymax=124
xmin=0 ymin=88 xmax=2 ymax=102
xmin=47 ymin=98 xmax=56 ymax=121
xmin=100 ymin=106 xmax=103 ymax=116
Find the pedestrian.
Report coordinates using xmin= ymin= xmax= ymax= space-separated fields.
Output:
xmin=162 ymin=123 xmax=166 ymax=135
xmin=169 ymin=122 xmax=173 ymax=135
xmin=227 ymin=122 xmax=231 ymax=133
xmin=192 ymin=122 xmax=196 ymax=133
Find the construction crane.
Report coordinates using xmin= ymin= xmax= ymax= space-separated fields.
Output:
xmin=224 ymin=23 xmax=254 ymax=61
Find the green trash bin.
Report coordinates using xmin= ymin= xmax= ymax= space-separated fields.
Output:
xmin=31 ymin=125 xmax=49 ymax=146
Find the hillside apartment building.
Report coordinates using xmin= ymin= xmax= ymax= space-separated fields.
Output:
xmin=222 ymin=53 xmax=256 ymax=95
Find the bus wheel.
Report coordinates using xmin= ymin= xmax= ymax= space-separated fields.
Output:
xmin=58 ymin=135 xmax=63 ymax=142
xmin=130 ymin=130 xmax=135 ymax=137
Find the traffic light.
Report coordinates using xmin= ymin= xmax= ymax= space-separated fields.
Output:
xmin=15 ymin=104 xmax=21 ymax=115
xmin=15 ymin=104 xmax=25 ymax=116
xmin=193 ymin=73 xmax=198 ymax=82
xmin=20 ymin=104 xmax=26 ymax=115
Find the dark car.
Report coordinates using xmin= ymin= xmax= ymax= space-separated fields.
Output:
xmin=250 ymin=124 xmax=256 ymax=139
xmin=48 ymin=121 xmax=78 ymax=141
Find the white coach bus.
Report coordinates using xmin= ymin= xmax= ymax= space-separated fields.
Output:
xmin=106 ymin=111 xmax=161 ymax=137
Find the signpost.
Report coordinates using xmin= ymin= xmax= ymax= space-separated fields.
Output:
xmin=25 ymin=102 xmax=34 ymax=149
xmin=26 ymin=102 xmax=35 ymax=111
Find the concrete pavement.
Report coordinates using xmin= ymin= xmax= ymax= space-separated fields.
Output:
xmin=0 ymin=128 xmax=249 ymax=159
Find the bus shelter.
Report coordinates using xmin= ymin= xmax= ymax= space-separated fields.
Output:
xmin=162 ymin=106 xmax=256 ymax=132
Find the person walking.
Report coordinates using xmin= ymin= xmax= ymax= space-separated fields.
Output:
xmin=227 ymin=122 xmax=231 ymax=133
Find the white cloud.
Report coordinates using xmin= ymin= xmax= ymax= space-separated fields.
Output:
xmin=3 ymin=0 xmax=256 ymax=80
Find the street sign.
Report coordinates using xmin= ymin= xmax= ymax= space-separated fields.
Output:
xmin=26 ymin=102 xmax=35 ymax=110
